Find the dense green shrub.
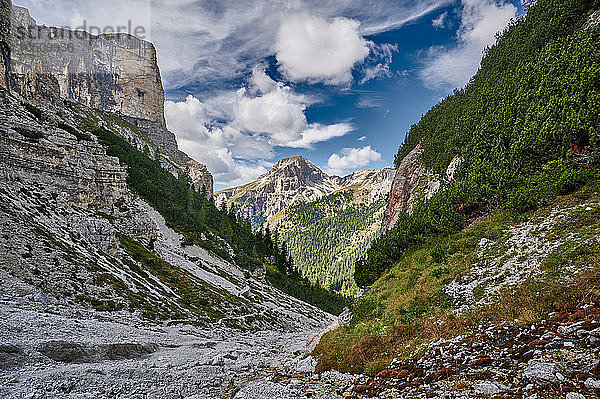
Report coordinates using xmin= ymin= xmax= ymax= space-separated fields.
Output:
xmin=58 ymin=122 xmax=92 ymax=141
xmin=356 ymin=0 xmax=600 ymax=287
xmin=276 ymin=191 xmax=385 ymax=296
xmin=14 ymin=126 xmax=44 ymax=142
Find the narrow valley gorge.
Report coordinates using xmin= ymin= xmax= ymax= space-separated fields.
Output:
xmin=1 ymin=0 xmax=600 ymax=398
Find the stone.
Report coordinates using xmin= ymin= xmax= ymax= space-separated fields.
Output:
xmin=557 ymin=321 xmax=585 ymax=335
xmin=23 ymin=291 xmax=56 ymax=305
xmin=585 ymin=378 xmax=600 ymax=389
xmin=381 ymin=146 xmax=461 ymax=232
xmin=215 ymin=156 xmax=394 ymax=226
xmin=524 ymin=361 xmax=560 ymax=386
xmin=9 ymin=6 xmax=165 ymax=124
xmin=210 ymin=355 xmax=225 ymax=366
xmin=474 ymin=382 xmax=500 ymax=396
xmin=565 ymin=393 xmax=585 ymax=399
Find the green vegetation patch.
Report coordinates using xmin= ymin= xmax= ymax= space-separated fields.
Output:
xmin=57 ymin=121 xmax=92 ymax=141
xmin=14 ymin=126 xmax=44 ymax=142
xmin=276 ymin=191 xmax=386 ymax=296
xmin=118 ymin=233 xmax=228 ymax=321
xmin=356 ymin=0 xmax=600 ymax=287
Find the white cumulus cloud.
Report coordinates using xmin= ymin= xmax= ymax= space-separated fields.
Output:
xmin=275 ymin=14 xmax=370 ymax=85
xmin=233 ymin=68 xmax=354 ymax=147
xmin=432 ymin=11 xmax=448 ymax=28
xmin=166 ymin=68 xmax=354 ymax=186
xmin=286 ymin=123 xmax=354 ymax=149
xmin=420 ymin=0 xmax=516 ymax=89
xmin=327 ymin=146 xmax=382 ymax=175
xmin=165 ymin=95 xmax=272 ymax=186
xmin=233 ymin=86 xmax=308 ymax=145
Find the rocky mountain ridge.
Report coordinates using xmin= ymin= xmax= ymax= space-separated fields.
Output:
xmin=216 ymin=155 xmax=395 ymax=228
xmin=9 ymin=5 xmax=164 ymax=123
xmin=216 ymin=155 xmax=395 ymax=296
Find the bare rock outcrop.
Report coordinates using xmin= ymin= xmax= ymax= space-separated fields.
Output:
xmin=216 ymin=156 xmax=394 ymax=227
xmin=380 ymin=145 xmax=438 ymax=232
xmin=381 ymin=145 xmax=461 ymax=232
xmin=9 ymin=6 xmax=165 ymax=124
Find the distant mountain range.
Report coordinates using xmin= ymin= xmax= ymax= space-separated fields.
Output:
xmin=215 ymin=156 xmax=395 ymax=295
xmin=215 ymin=156 xmax=394 ymax=228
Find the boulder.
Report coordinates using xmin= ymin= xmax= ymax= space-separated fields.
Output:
xmin=524 ymin=361 xmax=560 ymax=386
xmin=475 ymin=382 xmax=500 ymax=396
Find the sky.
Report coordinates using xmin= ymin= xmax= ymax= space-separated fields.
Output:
xmin=15 ymin=0 xmax=524 ymax=191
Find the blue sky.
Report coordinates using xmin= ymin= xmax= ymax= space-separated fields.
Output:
xmin=15 ymin=0 xmax=523 ymax=190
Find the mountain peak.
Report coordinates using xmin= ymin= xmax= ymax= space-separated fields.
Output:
xmin=215 ymin=155 xmax=395 ymax=229
xmin=273 ymin=155 xmax=317 ymax=169
xmin=268 ymin=156 xmax=325 ymax=179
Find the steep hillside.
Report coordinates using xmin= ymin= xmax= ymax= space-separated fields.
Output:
xmin=275 ymin=180 xmax=392 ymax=296
xmin=0 ymin=92 xmax=333 ymax=330
xmin=315 ymin=0 xmax=600 ymax=396
xmin=217 ymin=157 xmax=394 ymax=295
xmin=355 ymin=0 xmax=600 ymax=288
xmin=0 ymin=0 xmax=339 ymax=326
xmin=316 ymin=188 xmax=600 ymax=396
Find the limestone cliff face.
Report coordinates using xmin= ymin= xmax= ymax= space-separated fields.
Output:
xmin=0 ymin=2 xmax=213 ymax=195
xmin=381 ymin=145 xmax=462 ymax=233
xmin=380 ymin=145 xmax=438 ymax=232
xmin=0 ymin=101 xmax=128 ymax=212
xmin=0 ymin=95 xmax=330 ymax=329
xmin=9 ymin=6 xmax=164 ymax=124
xmin=0 ymin=0 xmax=11 ymax=92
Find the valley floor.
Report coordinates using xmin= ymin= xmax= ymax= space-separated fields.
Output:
xmin=0 ymin=292 xmax=368 ymax=399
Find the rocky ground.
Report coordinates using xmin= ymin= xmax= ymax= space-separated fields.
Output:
xmin=353 ymin=302 xmax=600 ymax=398
xmin=0 ymin=291 xmax=353 ymax=399
xmin=6 ymin=295 xmax=600 ymax=399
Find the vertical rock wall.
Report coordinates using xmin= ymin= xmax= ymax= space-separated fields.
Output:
xmin=0 ymin=0 xmax=11 ymax=92
xmin=380 ymin=145 xmax=439 ymax=232
xmin=8 ymin=6 xmax=165 ymax=124
xmin=0 ymin=2 xmax=214 ymax=196
xmin=381 ymin=145 xmax=462 ymax=233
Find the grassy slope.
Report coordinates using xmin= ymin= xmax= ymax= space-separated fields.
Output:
xmin=314 ymin=182 xmax=600 ymax=375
